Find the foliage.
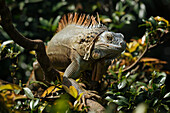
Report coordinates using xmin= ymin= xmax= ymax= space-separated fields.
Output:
xmin=105 ymin=16 xmax=170 ymax=113
xmin=0 ymin=0 xmax=170 ymax=113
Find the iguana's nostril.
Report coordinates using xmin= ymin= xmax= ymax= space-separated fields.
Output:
xmin=120 ymin=41 xmax=126 ymax=49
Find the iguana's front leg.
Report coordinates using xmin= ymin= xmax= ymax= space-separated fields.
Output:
xmin=62 ymin=51 xmax=101 ymax=109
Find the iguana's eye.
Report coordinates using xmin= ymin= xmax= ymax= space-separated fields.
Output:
xmin=107 ymin=36 xmax=112 ymax=41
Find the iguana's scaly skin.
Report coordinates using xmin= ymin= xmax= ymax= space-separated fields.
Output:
xmin=35 ymin=13 xmax=126 ymax=97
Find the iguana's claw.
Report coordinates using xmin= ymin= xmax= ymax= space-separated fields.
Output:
xmin=83 ymin=90 xmax=101 ymax=99
xmin=74 ymin=90 xmax=101 ymax=111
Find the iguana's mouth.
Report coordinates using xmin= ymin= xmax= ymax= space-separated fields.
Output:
xmin=96 ymin=43 xmax=124 ymax=50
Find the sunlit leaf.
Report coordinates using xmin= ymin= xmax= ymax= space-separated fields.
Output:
xmin=41 ymin=86 xmax=55 ymax=97
xmin=123 ymin=52 xmax=133 ymax=58
xmin=30 ymin=99 xmax=34 ymax=110
xmin=163 ymin=92 xmax=170 ymax=98
xmin=34 ymin=99 xmax=40 ymax=108
xmin=105 ymin=96 xmax=114 ymax=102
xmin=38 ymin=102 xmax=48 ymax=113
xmin=77 ymin=92 xmax=83 ymax=101
xmin=69 ymin=86 xmax=78 ymax=98
xmin=118 ymin=79 xmax=127 ymax=89
xmin=127 ymin=41 xmax=139 ymax=53
xmin=0 ymin=40 xmax=14 ymax=53
xmin=29 ymin=50 xmax=35 ymax=55
xmin=23 ymin=87 xmax=34 ymax=99
xmin=154 ymin=16 xmax=169 ymax=26
xmin=148 ymin=16 xmax=157 ymax=29
xmin=0 ymin=84 xmax=21 ymax=91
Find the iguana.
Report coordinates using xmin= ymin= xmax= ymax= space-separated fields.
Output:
xmin=34 ymin=12 xmax=126 ymax=100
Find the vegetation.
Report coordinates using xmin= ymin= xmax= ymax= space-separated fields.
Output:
xmin=0 ymin=0 xmax=170 ymax=113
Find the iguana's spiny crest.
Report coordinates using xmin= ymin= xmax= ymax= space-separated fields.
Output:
xmin=53 ymin=13 xmax=126 ymax=60
xmin=57 ymin=12 xmax=107 ymax=32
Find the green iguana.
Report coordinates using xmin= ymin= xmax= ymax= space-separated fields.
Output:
xmin=34 ymin=13 xmax=126 ymax=100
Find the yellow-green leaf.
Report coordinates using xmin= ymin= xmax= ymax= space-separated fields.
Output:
xmin=41 ymin=86 xmax=55 ymax=97
xmin=77 ymin=92 xmax=83 ymax=101
xmin=0 ymin=84 xmax=21 ymax=91
xmin=127 ymin=41 xmax=139 ymax=53
xmin=69 ymin=86 xmax=78 ymax=98
xmin=123 ymin=52 xmax=132 ymax=58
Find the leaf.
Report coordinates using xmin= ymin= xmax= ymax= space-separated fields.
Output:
xmin=136 ymin=81 xmax=148 ymax=88
xmin=51 ymin=16 xmax=61 ymax=32
xmin=127 ymin=41 xmax=139 ymax=53
xmin=41 ymin=86 xmax=55 ymax=97
xmin=34 ymin=99 xmax=40 ymax=108
xmin=117 ymin=96 xmax=129 ymax=105
xmin=123 ymin=52 xmax=133 ymax=58
xmin=148 ymin=16 xmax=157 ymax=29
xmin=153 ymin=99 xmax=158 ymax=106
xmin=38 ymin=102 xmax=48 ymax=113
xmin=105 ymin=96 xmax=114 ymax=102
xmin=23 ymin=87 xmax=34 ymax=99
xmin=164 ymin=92 xmax=170 ymax=98
xmin=0 ymin=84 xmax=21 ymax=91
xmin=0 ymin=40 xmax=14 ymax=53
xmin=69 ymin=86 xmax=78 ymax=98
xmin=77 ymin=93 xmax=83 ymax=101
xmin=30 ymin=81 xmax=48 ymax=87
xmin=29 ymin=50 xmax=36 ymax=55
xmin=52 ymin=1 xmax=67 ymax=12
xmin=30 ymin=99 xmax=34 ymax=110
xmin=108 ymin=69 xmax=117 ymax=78
xmin=118 ymin=79 xmax=127 ymax=89
xmin=0 ymin=40 xmax=14 ymax=48
xmin=162 ymin=104 xmax=169 ymax=111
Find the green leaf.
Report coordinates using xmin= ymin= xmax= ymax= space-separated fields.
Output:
xmin=30 ymin=99 xmax=34 ymax=110
xmin=108 ymin=69 xmax=117 ymax=78
xmin=164 ymin=92 xmax=170 ymax=98
xmin=52 ymin=1 xmax=67 ymax=12
xmin=148 ymin=16 xmax=157 ymax=29
xmin=23 ymin=87 xmax=34 ymax=99
xmin=51 ymin=16 xmax=61 ymax=32
xmin=105 ymin=96 xmax=114 ymax=102
xmin=0 ymin=40 xmax=14 ymax=53
xmin=153 ymin=99 xmax=158 ymax=106
xmin=117 ymin=96 xmax=129 ymax=105
xmin=34 ymin=99 xmax=40 ymax=108
xmin=162 ymin=104 xmax=169 ymax=111
xmin=105 ymin=91 xmax=114 ymax=95
xmin=136 ymin=81 xmax=148 ymax=88
xmin=29 ymin=81 xmax=48 ymax=87
xmin=118 ymin=79 xmax=127 ymax=89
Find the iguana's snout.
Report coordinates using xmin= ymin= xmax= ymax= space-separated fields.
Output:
xmin=92 ymin=31 xmax=126 ymax=59
xmin=111 ymin=32 xmax=126 ymax=50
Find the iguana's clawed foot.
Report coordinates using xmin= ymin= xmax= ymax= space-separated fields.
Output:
xmin=74 ymin=90 xmax=101 ymax=111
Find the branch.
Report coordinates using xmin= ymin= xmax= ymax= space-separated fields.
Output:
xmin=0 ymin=0 xmax=60 ymax=83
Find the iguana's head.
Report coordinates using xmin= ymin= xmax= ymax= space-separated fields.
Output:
xmin=92 ymin=31 xmax=126 ymax=59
